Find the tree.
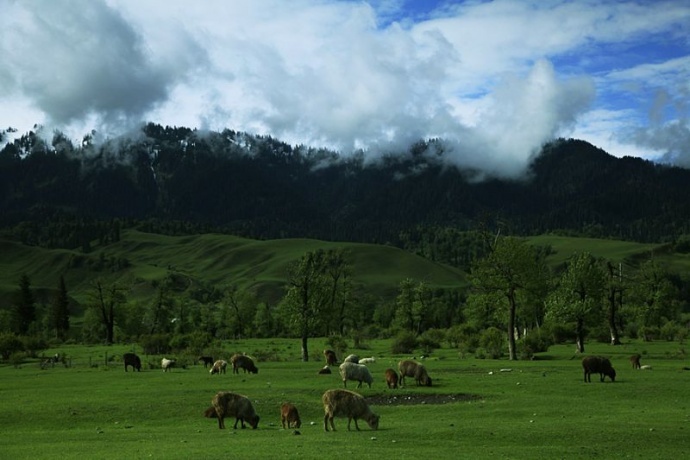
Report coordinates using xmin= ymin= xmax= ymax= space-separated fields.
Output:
xmin=546 ymin=252 xmax=606 ymax=353
xmin=89 ymin=279 xmax=127 ymax=344
xmin=469 ymin=236 xmax=549 ymax=360
xmin=628 ymin=259 xmax=680 ymax=340
xmin=393 ymin=279 xmax=431 ymax=335
xmin=605 ymin=261 xmax=625 ymax=345
xmin=221 ymin=284 xmax=257 ymax=339
xmin=51 ymin=275 xmax=70 ymax=340
xmin=14 ymin=274 xmax=36 ymax=335
xmin=282 ymin=250 xmax=335 ymax=361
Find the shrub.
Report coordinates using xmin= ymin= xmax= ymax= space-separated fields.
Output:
xmin=326 ymin=335 xmax=348 ymax=357
xmin=518 ymin=329 xmax=553 ymax=360
xmin=479 ymin=327 xmax=504 ymax=359
xmin=140 ymin=333 xmax=172 ymax=355
xmin=446 ymin=324 xmax=479 ymax=352
xmin=660 ymin=321 xmax=682 ymax=342
xmin=418 ymin=329 xmax=445 ymax=354
xmin=640 ymin=326 xmax=660 ymax=342
xmin=0 ymin=333 xmax=24 ymax=360
xmin=391 ymin=331 xmax=418 ymax=354
xmin=21 ymin=336 xmax=48 ymax=358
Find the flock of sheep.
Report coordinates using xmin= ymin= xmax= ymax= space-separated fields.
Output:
xmin=122 ymin=349 xmax=638 ymax=433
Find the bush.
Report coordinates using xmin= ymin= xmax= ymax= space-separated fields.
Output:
xmin=518 ymin=329 xmax=553 ymax=360
xmin=479 ymin=327 xmax=505 ymax=359
xmin=640 ymin=326 xmax=660 ymax=342
xmin=391 ymin=331 xmax=418 ymax=354
xmin=21 ymin=336 xmax=48 ymax=358
xmin=418 ymin=329 xmax=444 ymax=354
xmin=446 ymin=324 xmax=480 ymax=353
xmin=0 ymin=333 xmax=24 ymax=360
xmin=326 ymin=335 xmax=348 ymax=357
xmin=140 ymin=333 xmax=172 ymax=355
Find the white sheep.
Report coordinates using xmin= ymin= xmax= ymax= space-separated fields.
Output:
xmin=358 ymin=357 xmax=376 ymax=364
xmin=210 ymin=359 xmax=227 ymax=374
xmin=339 ymin=362 xmax=374 ymax=388
xmin=322 ymin=389 xmax=379 ymax=431
xmin=343 ymin=354 xmax=360 ymax=364
xmin=161 ymin=358 xmax=176 ymax=372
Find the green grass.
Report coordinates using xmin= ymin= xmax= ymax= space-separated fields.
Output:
xmin=2 ymin=339 xmax=689 ymax=459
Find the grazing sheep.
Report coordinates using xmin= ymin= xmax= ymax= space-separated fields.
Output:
xmin=161 ymin=358 xmax=176 ymax=372
xmin=123 ymin=353 xmax=141 ymax=372
xmin=358 ymin=357 xmax=376 ymax=364
xmin=339 ymin=362 xmax=374 ymax=389
xmin=206 ymin=391 xmax=260 ymax=429
xmin=398 ymin=360 xmax=432 ymax=387
xmin=640 ymin=364 xmax=652 ymax=370
xmin=318 ymin=365 xmax=332 ymax=375
xmin=323 ymin=349 xmax=338 ymax=366
xmin=230 ymin=354 xmax=259 ymax=374
xmin=322 ymin=389 xmax=379 ymax=432
xmin=280 ymin=403 xmax=301 ymax=429
xmin=630 ymin=354 xmax=641 ymax=369
xmin=582 ymin=356 xmax=616 ymax=382
xmin=384 ymin=368 xmax=399 ymax=389
xmin=210 ymin=359 xmax=228 ymax=375
xmin=198 ymin=356 xmax=214 ymax=368
xmin=343 ymin=354 xmax=359 ymax=364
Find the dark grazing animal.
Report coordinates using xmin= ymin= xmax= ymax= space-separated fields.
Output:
xmin=123 ymin=353 xmax=141 ymax=372
xmin=398 ymin=360 xmax=432 ymax=387
xmin=322 ymin=389 xmax=379 ymax=432
xmin=630 ymin=354 xmax=641 ymax=369
xmin=384 ymin=368 xmax=399 ymax=389
xmin=198 ymin=356 xmax=214 ymax=368
xmin=582 ymin=356 xmax=616 ymax=382
xmin=230 ymin=354 xmax=259 ymax=374
xmin=324 ymin=349 xmax=338 ymax=366
xmin=206 ymin=391 xmax=260 ymax=429
xmin=280 ymin=403 xmax=301 ymax=429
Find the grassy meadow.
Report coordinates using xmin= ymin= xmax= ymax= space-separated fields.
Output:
xmin=1 ymin=338 xmax=689 ymax=459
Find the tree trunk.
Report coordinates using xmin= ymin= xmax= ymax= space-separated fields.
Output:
xmin=301 ymin=335 xmax=309 ymax=362
xmin=507 ymin=292 xmax=517 ymax=360
xmin=576 ymin=318 xmax=585 ymax=353
xmin=608 ymin=288 xmax=621 ymax=345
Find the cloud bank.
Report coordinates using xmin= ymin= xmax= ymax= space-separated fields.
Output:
xmin=1 ymin=0 xmax=688 ymax=178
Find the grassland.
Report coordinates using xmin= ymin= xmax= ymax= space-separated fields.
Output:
xmin=1 ymin=338 xmax=689 ymax=459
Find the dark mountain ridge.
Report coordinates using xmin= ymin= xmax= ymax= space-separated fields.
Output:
xmin=2 ymin=124 xmax=689 ymax=246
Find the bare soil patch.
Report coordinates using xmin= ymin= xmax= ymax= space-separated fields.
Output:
xmin=366 ymin=393 xmax=481 ymax=406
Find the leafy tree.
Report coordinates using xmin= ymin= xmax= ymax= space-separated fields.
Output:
xmin=393 ymin=278 xmax=432 ymax=335
xmin=282 ymin=250 xmax=334 ymax=361
xmin=51 ymin=275 xmax=70 ymax=340
xmin=604 ymin=261 xmax=626 ymax=345
xmin=628 ymin=259 xmax=680 ymax=340
xmin=88 ymin=279 xmax=127 ymax=344
xmin=468 ymin=236 xmax=549 ymax=360
xmin=220 ymin=284 xmax=257 ymax=339
xmin=14 ymin=274 xmax=36 ymax=335
xmin=546 ymin=252 xmax=606 ymax=353
xmin=0 ymin=333 xmax=24 ymax=360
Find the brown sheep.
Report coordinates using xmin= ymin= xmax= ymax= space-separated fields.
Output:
xmin=398 ymin=360 xmax=432 ymax=387
xmin=123 ymin=353 xmax=141 ymax=372
xmin=230 ymin=354 xmax=259 ymax=374
xmin=318 ymin=365 xmax=332 ymax=374
xmin=322 ymin=389 xmax=379 ymax=432
xmin=210 ymin=359 xmax=227 ymax=375
xmin=582 ymin=356 xmax=616 ymax=382
xmin=206 ymin=391 xmax=260 ymax=429
xmin=630 ymin=354 xmax=641 ymax=369
xmin=280 ymin=403 xmax=301 ymax=429
xmin=324 ymin=349 xmax=338 ymax=366
xmin=384 ymin=368 xmax=399 ymax=389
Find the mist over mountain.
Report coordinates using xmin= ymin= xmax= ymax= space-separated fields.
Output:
xmin=2 ymin=123 xmax=689 ymax=247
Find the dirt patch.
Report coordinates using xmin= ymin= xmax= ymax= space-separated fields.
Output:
xmin=366 ymin=393 xmax=481 ymax=406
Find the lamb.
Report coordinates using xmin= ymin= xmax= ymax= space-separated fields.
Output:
xmin=339 ymin=362 xmax=374 ymax=389
xmin=210 ymin=359 xmax=228 ymax=375
xmin=318 ymin=365 xmax=332 ymax=374
xmin=384 ymin=368 xmax=399 ymax=389
xmin=630 ymin=354 xmax=641 ymax=369
xmin=582 ymin=356 xmax=616 ymax=382
xmin=322 ymin=389 xmax=379 ymax=432
xmin=343 ymin=354 xmax=359 ymax=364
xmin=280 ymin=403 xmax=301 ymax=429
xmin=198 ymin=356 xmax=214 ymax=368
xmin=206 ymin=391 xmax=260 ymax=429
xmin=358 ymin=357 xmax=376 ymax=364
xmin=230 ymin=353 xmax=259 ymax=374
xmin=323 ymin=349 xmax=338 ymax=366
xmin=123 ymin=353 xmax=141 ymax=372
xmin=161 ymin=358 xmax=176 ymax=372
xmin=398 ymin=360 xmax=432 ymax=387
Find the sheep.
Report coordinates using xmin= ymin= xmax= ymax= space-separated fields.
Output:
xmin=582 ymin=356 xmax=616 ymax=382
xmin=384 ymin=368 xmax=399 ymax=389
xmin=318 ymin=365 xmax=332 ymax=375
xmin=339 ymin=362 xmax=374 ymax=389
xmin=640 ymin=364 xmax=652 ymax=370
xmin=630 ymin=354 xmax=642 ymax=369
xmin=398 ymin=360 xmax=432 ymax=387
xmin=358 ymin=357 xmax=376 ymax=365
xmin=206 ymin=391 xmax=260 ymax=429
xmin=323 ymin=349 xmax=338 ymax=366
xmin=230 ymin=353 xmax=259 ymax=374
xmin=322 ymin=389 xmax=379 ymax=432
xmin=161 ymin=358 xmax=176 ymax=372
xmin=198 ymin=356 xmax=214 ymax=368
xmin=123 ymin=353 xmax=141 ymax=372
xmin=280 ymin=403 xmax=301 ymax=429
xmin=343 ymin=354 xmax=359 ymax=364
xmin=210 ymin=359 xmax=228 ymax=375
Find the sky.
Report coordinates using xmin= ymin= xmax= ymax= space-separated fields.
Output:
xmin=1 ymin=0 xmax=689 ymax=178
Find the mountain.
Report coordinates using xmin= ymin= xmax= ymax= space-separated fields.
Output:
xmin=2 ymin=125 xmax=690 ymax=246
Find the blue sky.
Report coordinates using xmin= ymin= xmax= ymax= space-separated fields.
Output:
xmin=1 ymin=0 xmax=689 ymax=178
